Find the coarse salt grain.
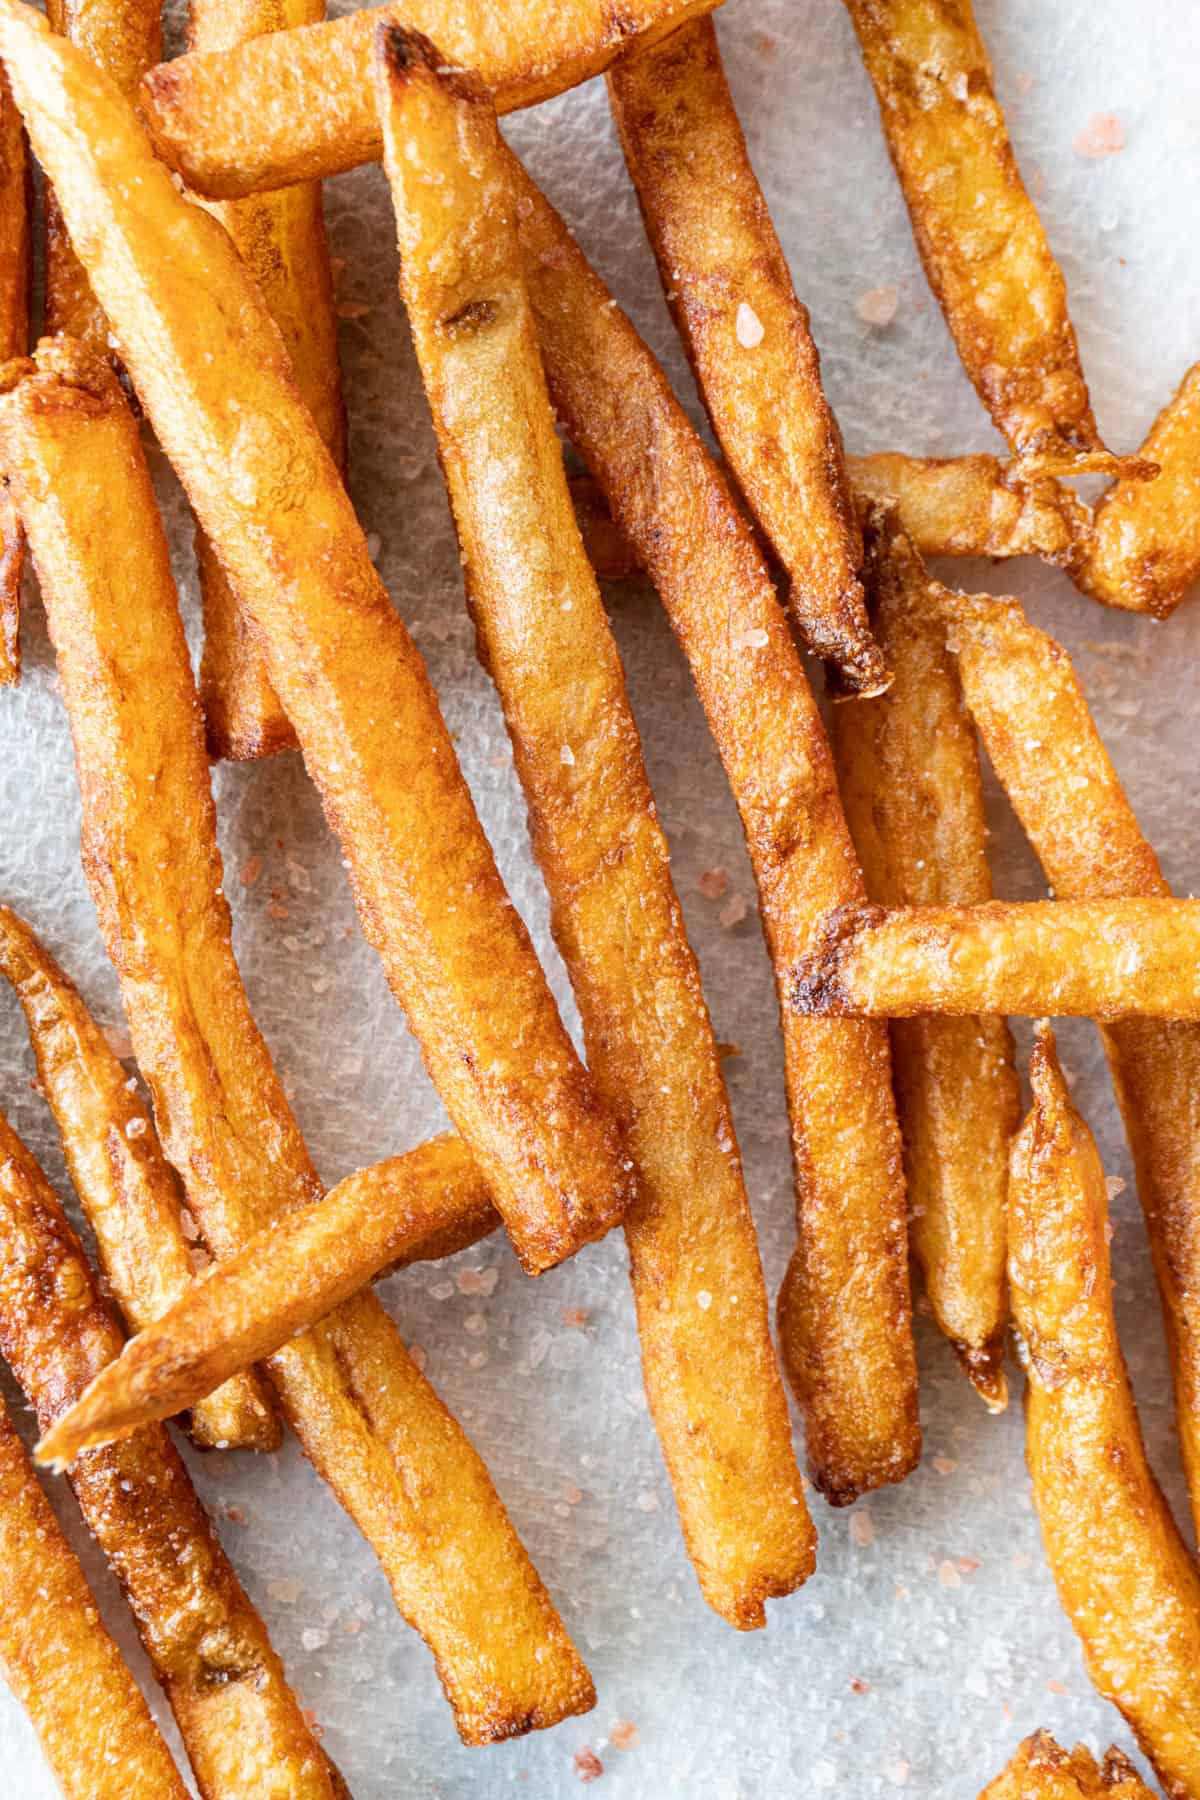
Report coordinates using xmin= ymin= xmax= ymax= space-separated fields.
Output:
xmin=609 ymin=1719 xmax=639 ymax=1751
xmin=463 ymin=1313 xmax=488 ymax=1337
xmin=932 ymin=1456 xmax=957 ymax=1476
xmin=1074 ymin=113 xmax=1125 ymax=157
xmin=1046 ymin=1677 xmax=1069 ymax=1696
xmin=410 ymin=1344 xmax=427 ymax=1373
xmin=561 ymin=744 xmax=576 ymax=766
xmin=1106 ymin=1175 xmax=1127 ymax=1200
xmin=561 ymin=1306 xmax=589 ymax=1329
xmin=456 ymin=1266 xmax=499 ymax=1296
xmin=855 ymin=284 xmax=899 ymax=328
xmin=574 ymin=1747 xmax=603 ymax=1783
xmin=937 ymin=1560 xmax=962 ymax=1589
xmin=719 ymin=894 xmax=748 ymax=929
xmin=850 ymin=1509 xmax=875 ymax=1548
xmin=125 ymin=1117 xmax=148 ymax=1139
xmin=696 ymin=1290 xmax=713 ymax=1311
xmin=735 ymin=301 xmax=764 ymax=348
xmin=635 ymin=1490 xmax=659 ymax=1513
xmin=697 ymin=866 xmax=730 ymax=900
xmin=302 ymin=1627 xmax=329 ymax=1651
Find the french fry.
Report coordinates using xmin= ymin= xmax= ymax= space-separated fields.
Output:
xmin=500 ymin=146 xmax=919 ymax=1503
xmin=0 ymin=1390 xmax=188 ymax=1800
xmin=849 ymin=452 xmax=1088 ymax=566
xmin=831 ymin=513 xmax=1018 ymax=1408
xmin=137 ymin=0 xmax=722 ymax=199
xmin=191 ymin=0 xmax=346 ymax=763
xmin=40 ymin=1135 xmax=500 ymax=1465
xmin=608 ymin=20 xmax=884 ymax=694
xmin=0 ymin=1105 xmax=345 ymax=1800
xmin=0 ymin=901 xmax=279 ymax=1454
xmin=0 ymin=10 xmax=632 ymax=1278
xmin=378 ymin=29 xmax=815 ymax=1626
xmin=979 ymin=1732 xmax=1155 ymax=1800
xmin=0 ymin=69 xmax=26 ymax=683
xmin=0 ymin=339 xmax=595 ymax=1744
xmin=792 ymin=896 xmax=1200 ymax=1021
xmin=1009 ymin=1027 xmax=1200 ymax=1799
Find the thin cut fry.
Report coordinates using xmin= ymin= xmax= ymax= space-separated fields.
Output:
xmin=378 ymin=29 xmax=815 ymax=1626
xmin=503 ymin=144 xmax=918 ymax=1503
xmin=0 ymin=901 xmax=278 ymax=1453
xmin=41 ymin=1135 xmax=499 ymax=1465
xmin=0 ymin=1104 xmax=344 ymax=1800
xmin=832 ymin=513 xmax=1017 ymax=1408
xmin=0 ymin=10 xmax=632 ymax=1279
xmin=979 ymin=1732 xmax=1155 ymax=1800
xmin=608 ymin=20 xmax=884 ymax=693
xmin=792 ymin=896 xmax=1200 ymax=1021
xmin=0 ymin=1390 xmax=188 ymax=1800
xmin=0 ymin=69 xmax=26 ymax=683
xmin=849 ymin=452 xmax=1088 ymax=566
xmin=0 ymin=336 xmax=595 ymax=1743
xmin=192 ymin=0 xmax=346 ymax=763
xmin=841 ymin=0 xmax=1116 ymax=473
xmin=138 ymin=0 xmax=723 ymax=198
xmin=1010 ymin=1027 xmax=1200 ymax=1799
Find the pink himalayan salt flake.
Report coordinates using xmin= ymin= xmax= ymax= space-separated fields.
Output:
xmin=574 ymin=1747 xmax=604 ymax=1782
xmin=1046 ymin=1678 xmax=1069 ymax=1696
xmin=1106 ymin=1175 xmax=1127 ymax=1200
xmin=342 ymin=1617 xmax=362 ymax=1636
xmin=103 ymin=1023 xmax=134 ymax=1061
xmin=855 ymin=285 xmax=899 ymax=328
xmin=735 ymin=301 xmax=764 ymax=348
xmin=719 ymin=894 xmax=748 ymax=929
xmin=563 ymin=1485 xmax=583 ymax=1507
xmin=850 ymin=1509 xmax=875 ymax=1549
xmin=609 ymin=1720 xmax=639 ymax=1751
xmin=933 ymin=1456 xmax=957 ymax=1476
xmin=239 ymin=854 xmax=262 ymax=887
xmin=635 ymin=1490 xmax=660 ymax=1514
xmin=937 ymin=1560 xmax=962 ymax=1589
xmin=1074 ymin=113 xmax=1125 ymax=157
xmin=219 ymin=1503 xmax=246 ymax=1525
xmin=697 ymin=866 xmax=730 ymax=901
xmin=561 ymin=1306 xmax=589 ymax=1329
xmin=958 ymin=1556 xmax=981 ymax=1575
xmin=1015 ymin=70 xmax=1035 ymax=95
xmin=467 ymin=1349 xmax=488 ymax=1370
xmin=456 ymin=1266 xmax=499 ymax=1296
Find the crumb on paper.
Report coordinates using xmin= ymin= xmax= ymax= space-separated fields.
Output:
xmin=609 ymin=1719 xmax=639 ymax=1751
xmin=573 ymin=1747 xmax=604 ymax=1783
xmin=1074 ymin=113 xmax=1125 ymax=157
xmin=855 ymin=285 xmax=899 ymax=328
xmin=219 ymin=1502 xmax=246 ymax=1526
xmin=735 ymin=301 xmax=764 ymax=348
xmin=850 ymin=1676 xmax=871 ymax=1696
xmin=850 ymin=1508 xmax=875 ymax=1549
xmin=716 ymin=1041 xmax=741 ymax=1061
xmin=697 ymin=866 xmax=730 ymax=900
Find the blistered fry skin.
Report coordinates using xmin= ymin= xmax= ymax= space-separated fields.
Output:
xmin=842 ymin=0 xmax=1112 ymax=473
xmin=832 ymin=515 xmax=1018 ymax=1408
xmin=0 ymin=902 xmax=278 ymax=1453
xmin=192 ymin=0 xmax=345 ymax=763
xmin=979 ymin=1731 xmax=1156 ymax=1800
xmin=379 ymin=31 xmax=815 ymax=1626
xmin=0 ymin=1106 xmax=343 ymax=1800
xmin=1010 ymin=1029 xmax=1200 ymax=1799
xmin=40 ymin=1135 xmax=500 ymax=1464
xmin=0 ymin=9 xmax=632 ymax=1277
xmin=0 ymin=335 xmax=595 ymax=1743
xmin=848 ymin=452 xmax=1089 ymax=565
xmin=608 ymin=21 xmax=883 ymax=693
xmin=0 ymin=69 xmax=26 ymax=683
xmin=0 ymin=1392 xmax=188 ymax=1800
xmin=138 ymin=0 xmax=722 ymax=198
xmin=793 ymin=896 xmax=1200 ymax=1021
xmin=505 ymin=147 xmax=918 ymax=1505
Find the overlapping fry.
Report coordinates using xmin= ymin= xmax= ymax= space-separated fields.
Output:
xmin=0 ymin=335 xmax=595 ymax=1743
xmin=0 ymin=1390 xmax=188 ymax=1800
xmin=378 ymin=28 xmax=815 ymax=1625
xmin=832 ymin=513 xmax=1017 ymax=1407
xmin=1010 ymin=1028 xmax=1200 ymax=1798
xmin=979 ymin=1732 xmax=1155 ymax=1800
xmin=849 ymin=452 xmax=1088 ymax=566
xmin=0 ymin=69 xmax=26 ymax=683
xmin=138 ymin=0 xmax=722 ymax=198
xmin=500 ymin=145 xmax=918 ymax=1503
xmin=0 ymin=1104 xmax=343 ymax=1799
xmin=608 ymin=19 xmax=884 ymax=693
xmin=0 ymin=902 xmax=278 ymax=1453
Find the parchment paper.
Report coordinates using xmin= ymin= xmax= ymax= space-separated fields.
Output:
xmin=2 ymin=1 xmax=1199 ymax=1793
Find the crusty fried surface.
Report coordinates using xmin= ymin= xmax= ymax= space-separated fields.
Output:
xmin=0 ymin=69 xmax=26 ymax=683
xmin=849 ymin=452 xmax=1089 ymax=566
xmin=979 ymin=1730 xmax=1155 ymax=1800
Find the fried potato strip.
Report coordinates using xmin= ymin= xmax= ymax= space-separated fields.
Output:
xmin=608 ymin=20 xmax=883 ymax=693
xmin=849 ymin=452 xmax=1088 ymax=566
xmin=0 ymin=902 xmax=278 ymax=1453
xmin=0 ymin=336 xmax=594 ymax=1743
xmin=832 ymin=514 xmax=1017 ymax=1408
xmin=0 ymin=1105 xmax=343 ymax=1800
xmin=379 ymin=30 xmax=815 ymax=1626
xmin=979 ymin=1732 xmax=1155 ymax=1800
xmin=1010 ymin=1028 xmax=1200 ymax=1798
xmin=138 ymin=0 xmax=722 ymax=198
xmin=0 ymin=1391 xmax=188 ymax=1800
xmin=0 ymin=8 xmax=631 ymax=1277
xmin=0 ymin=69 xmax=26 ymax=683
xmin=503 ymin=146 xmax=918 ymax=1504
xmin=793 ymin=896 xmax=1200 ymax=1020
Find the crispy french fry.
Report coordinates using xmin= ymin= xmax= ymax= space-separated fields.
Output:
xmin=0 ymin=1390 xmax=188 ymax=1800
xmin=0 ymin=69 xmax=26 ymax=683
xmin=0 ymin=11 xmax=632 ymax=1278
xmin=831 ymin=513 xmax=1018 ymax=1408
xmin=40 ymin=1135 xmax=499 ymax=1464
xmin=979 ymin=1732 xmax=1155 ymax=1800
xmin=138 ymin=0 xmax=722 ymax=198
xmin=848 ymin=452 xmax=1088 ymax=566
xmin=792 ymin=896 xmax=1200 ymax=1021
xmin=0 ymin=334 xmax=595 ymax=1742
xmin=191 ymin=0 xmax=345 ymax=763
xmin=0 ymin=1105 xmax=344 ymax=1800
xmin=1010 ymin=1028 xmax=1200 ymax=1798
xmin=0 ymin=902 xmax=278 ymax=1454
xmin=378 ymin=29 xmax=815 ymax=1626
xmin=608 ymin=20 xmax=883 ymax=693
xmin=500 ymin=146 xmax=918 ymax=1503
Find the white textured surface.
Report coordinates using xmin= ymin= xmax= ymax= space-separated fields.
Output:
xmin=2 ymin=0 xmax=1199 ymax=1793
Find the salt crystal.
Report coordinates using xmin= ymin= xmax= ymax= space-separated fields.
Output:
xmin=1014 ymin=70 xmax=1035 ymax=95
xmin=125 ymin=1117 xmax=148 ymax=1139
xmin=850 ymin=1509 xmax=875 ymax=1548
xmin=696 ymin=1290 xmax=713 ymax=1311
xmin=932 ymin=1456 xmax=957 ymax=1476
xmin=635 ymin=1490 xmax=659 ymax=1513
xmin=302 ymin=1627 xmax=329 ymax=1651
xmin=735 ymin=301 xmax=764 ymax=348
xmin=563 ymin=1484 xmax=583 ymax=1506
xmin=428 ymin=1280 xmax=454 ymax=1301
xmin=1074 ymin=113 xmax=1125 ymax=157
xmin=609 ymin=1719 xmax=639 ymax=1751
xmin=855 ymin=285 xmax=899 ymax=328
xmin=937 ymin=1560 xmax=962 ymax=1589
xmin=456 ymin=1266 xmax=499 ymax=1296
xmin=697 ymin=866 xmax=730 ymax=900
xmin=719 ymin=894 xmax=748 ymax=929
xmin=561 ymin=744 xmax=576 ymax=766
xmin=410 ymin=1344 xmax=427 ymax=1373
xmin=103 ymin=1023 xmax=134 ymax=1060
xmin=561 ymin=1307 xmax=589 ymax=1329
xmin=463 ymin=1312 xmax=488 ymax=1337
xmin=948 ymin=71 xmax=968 ymax=101
xmin=573 ymin=1747 xmax=603 ymax=1783
xmin=1046 ymin=1677 xmax=1069 ymax=1696
xmin=1106 ymin=1175 xmax=1127 ymax=1200
xmin=365 ymin=532 xmax=383 ymax=561
xmin=467 ymin=1349 xmax=488 ymax=1370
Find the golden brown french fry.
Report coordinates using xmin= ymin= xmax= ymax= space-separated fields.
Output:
xmin=501 ymin=146 xmax=919 ymax=1504
xmin=138 ymin=0 xmax=722 ymax=198
xmin=0 ymin=1391 xmax=189 ymax=1800
xmin=831 ymin=513 xmax=1018 ymax=1408
xmin=1076 ymin=361 xmax=1200 ymax=616
xmin=841 ymin=0 xmax=1117 ymax=474
xmin=1010 ymin=1027 xmax=1200 ymax=1799
xmin=0 ymin=334 xmax=595 ymax=1743
xmin=40 ymin=1136 xmax=500 ymax=1465
xmin=608 ymin=20 xmax=884 ymax=694
xmin=0 ymin=10 xmax=632 ymax=1278
xmin=848 ymin=452 xmax=1089 ymax=566
xmin=378 ymin=29 xmax=815 ymax=1626
xmin=0 ymin=69 xmax=26 ymax=684
xmin=0 ymin=1105 xmax=345 ymax=1800
xmin=0 ymin=901 xmax=279 ymax=1454
xmin=191 ymin=0 xmax=345 ymax=763
xmin=979 ymin=1732 xmax=1155 ymax=1800
xmin=792 ymin=896 xmax=1200 ymax=1021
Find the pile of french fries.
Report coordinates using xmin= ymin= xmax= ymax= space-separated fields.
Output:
xmin=0 ymin=0 xmax=1196 ymax=1790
